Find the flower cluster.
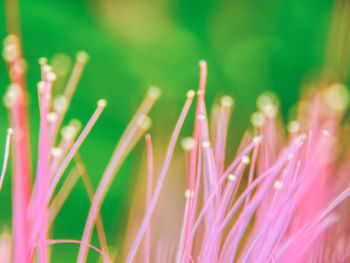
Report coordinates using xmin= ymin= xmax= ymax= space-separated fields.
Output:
xmin=1 ymin=18 xmax=350 ymax=263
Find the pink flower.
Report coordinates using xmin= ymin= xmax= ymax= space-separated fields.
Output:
xmin=1 ymin=14 xmax=350 ymax=263
xmin=122 ymin=62 xmax=350 ymax=263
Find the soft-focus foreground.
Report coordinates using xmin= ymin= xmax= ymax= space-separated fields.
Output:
xmin=1 ymin=31 xmax=350 ymax=263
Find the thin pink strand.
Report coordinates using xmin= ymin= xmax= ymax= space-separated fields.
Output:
xmin=176 ymin=195 xmax=191 ymax=263
xmin=36 ymin=78 xmax=52 ymax=263
xmin=124 ymin=92 xmax=195 ymax=263
xmin=0 ymin=128 xmax=12 ymax=191
xmin=77 ymin=90 xmax=159 ymax=263
xmin=189 ymin=139 xmax=260 ymax=238
xmin=29 ymin=101 xmax=106 ymax=247
xmin=181 ymin=61 xmax=207 ymax=263
xmin=47 ymin=239 xmax=112 ymax=263
xmin=46 ymin=101 xmax=106 ymax=202
xmin=145 ymin=134 xmax=153 ymax=263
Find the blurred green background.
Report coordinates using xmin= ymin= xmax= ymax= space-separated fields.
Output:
xmin=0 ymin=0 xmax=334 ymax=261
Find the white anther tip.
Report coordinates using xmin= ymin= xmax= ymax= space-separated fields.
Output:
xmin=7 ymin=128 xmax=13 ymax=135
xmin=221 ymin=96 xmax=234 ymax=107
xmin=322 ymin=129 xmax=330 ymax=136
xmin=184 ymin=189 xmax=194 ymax=199
xmin=47 ymin=112 xmax=58 ymax=123
xmin=148 ymin=86 xmax=161 ymax=100
xmin=97 ymin=99 xmax=107 ymax=107
xmin=196 ymin=114 xmax=206 ymax=120
xmin=201 ymin=141 xmax=211 ymax=148
xmin=250 ymin=112 xmax=265 ymax=128
xmin=288 ymin=121 xmax=300 ymax=133
xmin=46 ymin=72 xmax=57 ymax=82
xmin=76 ymin=51 xmax=89 ymax=63
xmin=51 ymin=147 xmax=63 ymax=157
xmin=241 ymin=155 xmax=250 ymax=165
xmin=42 ymin=64 xmax=53 ymax=73
xmin=187 ymin=90 xmax=195 ymax=98
xmin=228 ymin=174 xmax=237 ymax=181
xmin=199 ymin=60 xmax=207 ymax=67
xmin=137 ymin=115 xmax=152 ymax=130
xmin=253 ymin=135 xmax=263 ymax=144
xmin=181 ymin=137 xmax=195 ymax=151
xmin=38 ymin=57 xmax=48 ymax=65
xmin=273 ymin=180 xmax=283 ymax=190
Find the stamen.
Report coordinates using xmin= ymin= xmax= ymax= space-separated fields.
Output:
xmin=61 ymin=125 xmax=76 ymax=140
xmin=322 ymin=129 xmax=330 ymax=136
xmin=137 ymin=115 xmax=152 ymax=130
xmin=181 ymin=137 xmax=195 ymax=151
xmin=51 ymin=147 xmax=63 ymax=157
xmin=228 ymin=174 xmax=237 ymax=181
xmin=53 ymin=96 xmax=68 ymax=113
xmin=184 ymin=189 xmax=194 ymax=199
xmin=38 ymin=57 xmax=48 ymax=65
xmin=46 ymin=72 xmax=57 ymax=82
xmin=221 ymin=95 xmax=234 ymax=108
xmin=51 ymin=54 xmax=71 ymax=76
xmin=250 ymin=112 xmax=265 ymax=127
xmin=262 ymin=103 xmax=277 ymax=118
xmin=37 ymin=81 xmax=45 ymax=92
xmin=288 ymin=121 xmax=300 ymax=133
xmin=197 ymin=90 xmax=204 ymax=95
xmin=47 ymin=100 xmax=107 ymax=202
xmin=2 ymin=43 xmax=19 ymax=62
xmin=148 ymin=86 xmax=161 ymax=100
xmin=47 ymin=112 xmax=58 ymax=123
xmin=253 ymin=135 xmax=263 ymax=144
xmin=42 ymin=65 xmax=53 ymax=74
xmin=61 ymin=120 xmax=82 ymax=140
xmin=0 ymin=128 xmax=13 ymax=190
xmin=187 ymin=90 xmax=195 ymax=98
xmin=76 ymin=51 xmax=89 ymax=64
xmin=201 ymin=141 xmax=211 ymax=148
xmin=257 ymin=91 xmax=279 ymax=110
xmin=3 ymin=83 xmax=21 ymax=108
xmin=273 ymin=180 xmax=283 ymax=190
xmin=97 ymin=99 xmax=107 ymax=108
xmin=325 ymin=83 xmax=349 ymax=112
xmin=70 ymin=119 xmax=82 ymax=131
xmin=63 ymin=51 xmax=89 ymax=101
xmin=197 ymin=114 xmax=206 ymax=120
xmin=199 ymin=60 xmax=206 ymax=67
xmin=241 ymin=155 xmax=250 ymax=165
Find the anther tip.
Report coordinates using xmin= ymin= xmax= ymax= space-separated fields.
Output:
xmin=148 ymin=86 xmax=161 ymax=100
xmin=97 ymin=99 xmax=107 ymax=107
xmin=76 ymin=51 xmax=89 ymax=64
xmin=221 ymin=95 xmax=234 ymax=107
xmin=7 ymin=128 xmax=13 ymax=135
xmin=228 ymin=174 xmax=237 ymax=181
xmin=46 ymin=72 xmax=57 ymax=82
xmin=199 ymin=60 xmax=207 ymax=67
xmin=181 ymin=137 xmax=195 ymax=151
xmin=241 ymin=155 xmax=250 ymax=165
xmin=38 ymin=57 xmax=48 ymax=65
xmin=187 ymin=90 xmax=195 ymax=98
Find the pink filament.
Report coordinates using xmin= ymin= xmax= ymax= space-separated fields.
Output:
xmin=124 ymin=93 xmax=194 ymax=263
xmin=145 ymin=134 xmax=153 ymax=263
xmin=47 ymin=239 xmax=112 ymax=263
xmin=0 ymin=129 xmax=12 ymax=191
